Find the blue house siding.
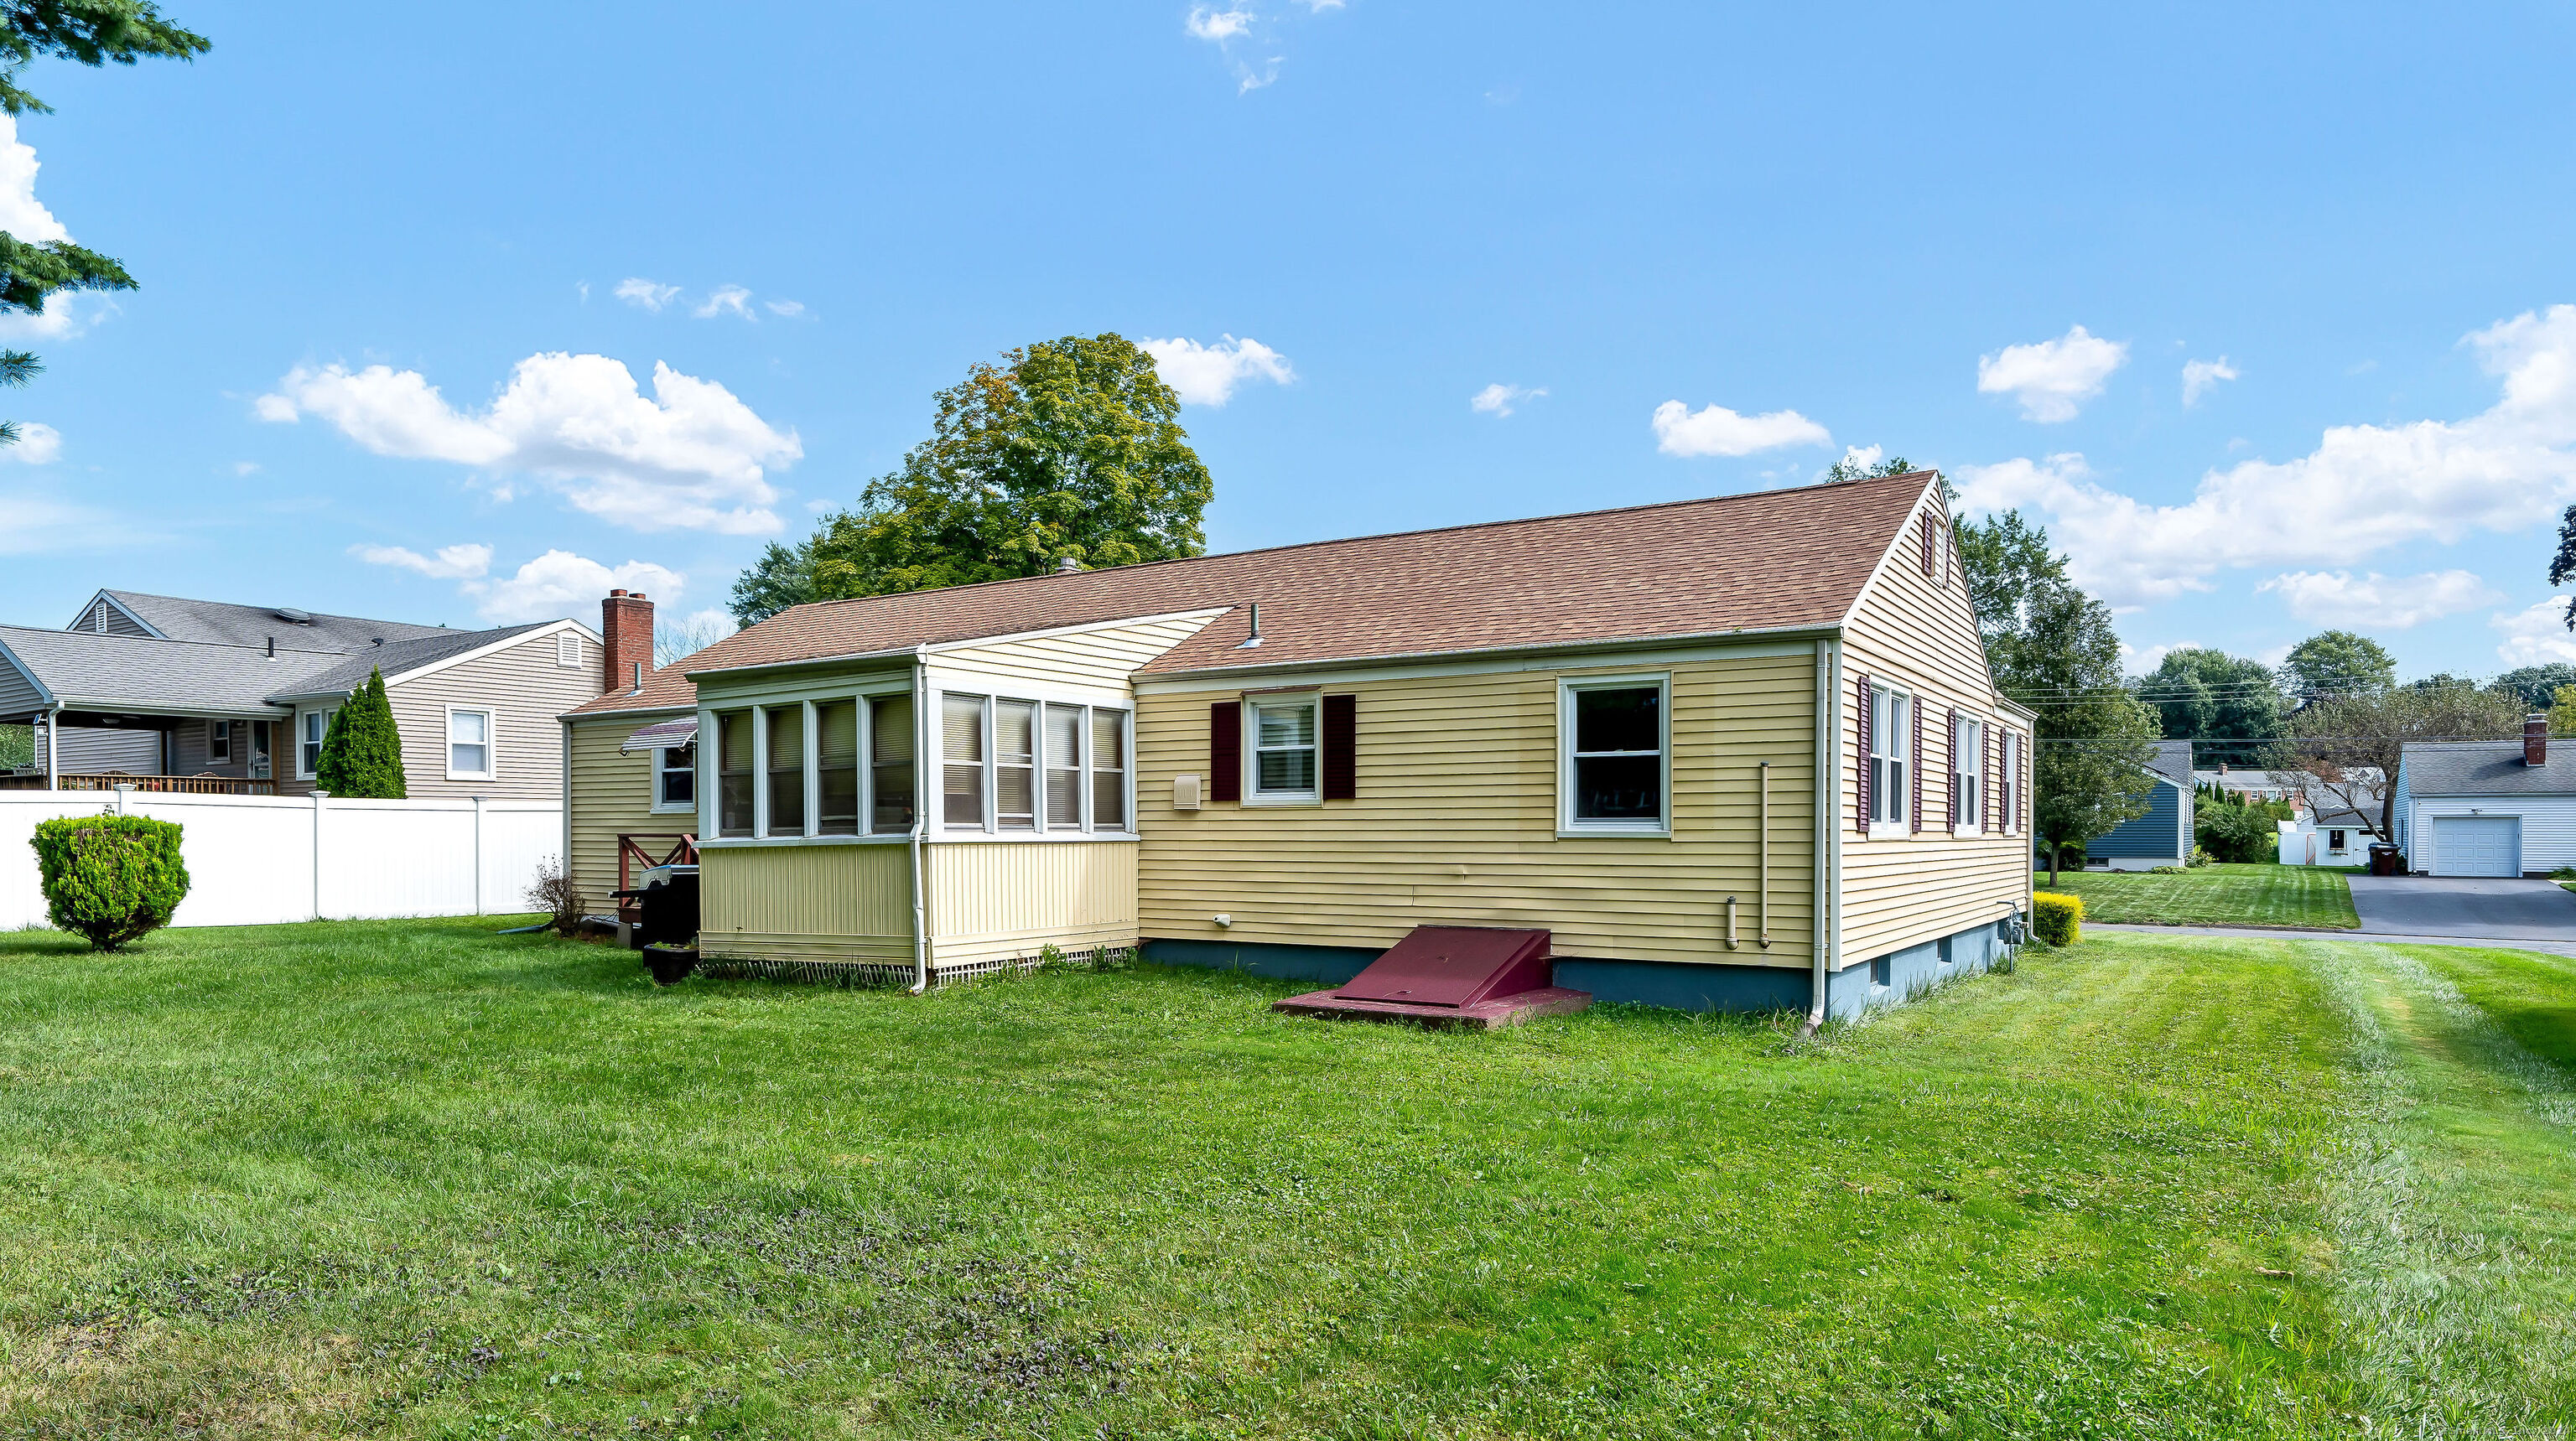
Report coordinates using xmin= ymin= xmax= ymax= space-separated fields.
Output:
xmin=2087 ymin=778 xmax=2190 ymax=860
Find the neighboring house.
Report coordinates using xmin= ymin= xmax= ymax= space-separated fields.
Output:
xmin=2190 ymin=765 xmax=2311 ymax=804
xmin=560 ymin=593 xmax=699 ymax=905
xmin=2392 ymin=717 xmax=2576 ymax=876
xmin=0 ymin=588 xmax=605 ymax=798
xmin=2080 ymin=741 xmax=2196 ymax=869
xmin=566 ymin=469 xmax=2038 ymax=1016
xmin=2277 ymin=798 xmax=2373 ymax=866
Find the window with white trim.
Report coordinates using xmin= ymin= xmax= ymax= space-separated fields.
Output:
xmin=716 ymin=710 xmax=755 ymax=837
xmin=1044 ymin=703 xmax=1084 ymax=831
xmin=1561 ymin=676 xmax=1668 ymax=832
xmin=995 ymin=698 xmax=1038 ymax=830
xmin=447 ymin=708 xmax=494 ymax=780
xmin=1091 ymin=709 xmax=1127 ymax=830
xmin=299 ymin=708 xmax=334 ymax=779
xmin=870 ymin=695 xmax=915 ymax=833
xmin=1248 ymin=693 xmax=1319 ymax=802
xmin=1869 ymin=685 xmax=1909 ymax=827
xmin=817 ymin=702 xmax=859 ymax=836
xmin=654 ymin=742 xmax=695 ymax=813
xmin=1952 ymin=714 xmax=1983 ymax=832
xmin=209 ymin=719 xmax=232 ymax=764
xmin=764 ymin=705 xmax=804 ymax=837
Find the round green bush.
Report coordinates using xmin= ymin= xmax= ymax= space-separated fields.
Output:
xmin=29 ymin=815 xmax=190 ymax=951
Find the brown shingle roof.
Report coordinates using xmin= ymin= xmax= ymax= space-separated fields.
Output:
xmin=665 ymin=470 xmax=1934 ymax=687
xmin=564 ymin=661 xmax=698 ymax=718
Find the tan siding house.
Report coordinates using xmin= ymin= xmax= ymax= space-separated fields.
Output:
xmin=565 ymin=471 xmax=2034 ymax=1017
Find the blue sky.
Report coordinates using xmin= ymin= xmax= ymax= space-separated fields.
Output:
xmin=3 ymin=2 xmax=2573 ymax=678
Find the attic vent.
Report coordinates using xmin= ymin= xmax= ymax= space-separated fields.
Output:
xmin=274 ymin=607 xmax=314 ymax=624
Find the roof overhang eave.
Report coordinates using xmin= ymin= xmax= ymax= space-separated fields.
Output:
xmin=683 ymin=644 xmax=927 ymax=682
xmin=1135 ymin=621 xmax=1848 ymax=686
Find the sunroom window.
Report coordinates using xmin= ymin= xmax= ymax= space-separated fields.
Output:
xmin=765 ymin=705 xmax=805 ymax=837
xmin=817 ymin=702 xmax=860 ymax=836
xmin=943 ymin=694 xmax=988 ymax=827
xmin=870 ymin=694 xmax=915 ymax=832
xmin=995 ymin=699 xmax=1038 ymax=831
xmin=1044 ymin=703 xmax=1084 ymax=831
xmin=1091 ymin=709 xmax=1127 ymax=830
xmin=717 ymin=711 xmax=754 ymax=837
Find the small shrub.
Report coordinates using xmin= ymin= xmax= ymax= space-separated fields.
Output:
xmin=526 ymin=856 xmax=584 ymax=937
xmin=29 ymin=816 xmax=190 ymax=951
xmin=2552 ymin=865 xmax=2576 ymax=883
xmin=2189 ymin=847 xmax=2216 ymax=868
xmin=2031 ymin=891 xmax=2084 ymax=947
xmin=1033 ymin=943 xmax=1069 ymax=974
xmin=2148 ymin=864 xmax=2187 ymax=874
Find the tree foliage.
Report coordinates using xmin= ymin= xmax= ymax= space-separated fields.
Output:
xmin=2492 ymin=663 xmax=2576 ymax=711
xmin=314 ymin=668 xmax=408 ymax=799
xmin=2548 ymin=684 xmax=2576 ymax=739
xmin=2136 ymin=647 xmax=2283 ymax=767
xmin=1822 ymin=452 xmax=1914 ymax=484
xmin=29 ymin=812 xmax=188 ymax=950
xmin=731 ymin=334 xmax=1213 ymax=624
xmin=2282 ymin=683 xmax=2523 ymax=838
xmin=1955 ymin=507 xmax=2160 ymax=880
xmin=2280 ymin=630 xmax=2395 ymax=700
xmin=2553 ymin=502 xmax=2576 ymax=629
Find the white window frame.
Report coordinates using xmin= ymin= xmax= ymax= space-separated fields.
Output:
xmin=1952 ymin=713 xmax=1983 ymax=836
xmin=556 ymin=632 xmax=583 ymax=669
xmin=1868 ymin=683 xmax=1910 ymax=836
xmin=296 ymin=707 xmax=335 ymax=780
xmin=1244 ymin=689 xmax=1323 ymax=806
xmin=445 ymin=705 xmax=496 ymax=781
xmin=208 ymin=718 xmax=232 ymax=765
xmin=651 ymin=740 xmax=697 ymax=815
xmin=1558 ymin=672 xmax=1673 ymax=838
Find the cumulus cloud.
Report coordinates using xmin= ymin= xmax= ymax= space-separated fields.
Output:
xmin=0 ymin=421 xmax=61 ymax=464
xmin=1955 ymin=307 xmax=2576 ymax=605
xmin=2182 ymin=355 xmax=2240 ymax=406
xmin=0 ymin=292 xmax=116 ymax=343
xmin=469 ymin=550 xmax=685 ymax=625
xmin=2494 ymin=599 xmax=2576 ymax=666
xmin=351 ymin=542 xmax=495 ymax=580
xmin=1650 ymin=400 xmax=1831 ymax=458
xmin=1186 ymin=6 xmax=1254 ymax=40
xmin=1470 ymin=382 xmax=1544 ymax=417
xmin=1140 ymin=334 xmax=1295 ymax=406
xmin=0 ymin=114 xmax=67 ymax=244
xmin=614 ymin=277 xmax=681 ymax=312
xmin=1977 ymin=324 xmax=2128 ymax=422
xmin=2257 ymin=569 xmax=2504 ymax=629
xmin=256 ymin=352 xmax=801 ymax=535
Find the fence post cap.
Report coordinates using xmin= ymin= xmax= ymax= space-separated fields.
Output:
xmin=112 ymin=784 xmax=135 ymax=793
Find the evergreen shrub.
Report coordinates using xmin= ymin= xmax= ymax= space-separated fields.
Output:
xmin=314 ymin=668 xmax=408 ymax=798
xmin=2031 ymin=891 xmax=2083 ymax=947
xmin=29 ymin=815 xmax=190 ymax=950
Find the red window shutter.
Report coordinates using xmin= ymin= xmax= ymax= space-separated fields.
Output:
xmin=1910 ymin=697 xmax=1924 ymax=832
xmin=1991 ymin=727 xmax=2002 ymax=832
xmin=1945 ymin=708 xmax=1958 ymax=829
xmin=1920 ymin=513 xmax=1936 ymax=575
xmin=1322 ymin=694 xmax=1356 ymax=801
xmin=1209 ymin=701 xmax=1241 ymax=803
xmin=1855 ymin=674 xmax=1872 ymax=834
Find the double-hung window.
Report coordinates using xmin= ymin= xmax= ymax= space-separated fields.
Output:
xmin=1044 ymin=704 xmax=1084 ymax=831
xmin=209 ymin=719 xmax=232 ymax=765
xmin=717 ymin=711 xmax=755 ymax=837
xmin=870 ymin=695 xmax=915 ymax=832
xmin=1091 ymin=710 xmax=1127 ymax=829
xmin=943 ymin=694 xmax=989 ymax=827
xmin=1953 ymin=714 xmax=1983 ymax=833
xmin=765 ymin=705 xmax=805 ymax=837
xmin=1869 ymin=685 xmax=1909 ymax=829
xmin=447 ymin=708 xmax=494 ymax=780
xmin=995 ymin=699 xmax=1039 ymax=830
xmin=1247 ymin=693 xmax=1319 ymax=803
xmin=654 ymin=742 xmax=696 ymax=812
xmin=299 ymin=708 xmax=333 ymax=780
xmin=1561 ymin=676 xmax=1669 ymax=834
xmin=817 ymin=702 xmax=860 ymax=835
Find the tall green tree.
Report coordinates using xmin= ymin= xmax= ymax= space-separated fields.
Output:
xmin=731 ymin=334 xmax=1213 ymax=623
xmin=0 ymin=3 xmax=206 ymax=446
xmin=2492 ymin=663 xmax=2576 ymax=710
xmin=2135 ymin=647 xmax=2283 ymax=768
xmin=2279 ymin=630 xmax=2395 ymax=700
xmin=313 ymin=669 xmax=407 ymax=799
xmin=1955 ymin=508 xmax=2161 ymax=883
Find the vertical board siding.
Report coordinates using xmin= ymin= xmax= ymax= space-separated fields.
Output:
xmin=700 ymin=842 xmax=915 ymax=966
xmin=929 ymin=611 xmax=1222 ymax=690
xmin=567 ymin=714 xmax=688 ymax=904
xmin=928 ymin=841 xmax=1140 ymax=963
xmin=1135 ymin=652 xmax=1818 ymax=968
xmin=386 ymin=631 xmax=601 ymax=801
xmin=1839 ymin=499 xmax=2031 ymax=966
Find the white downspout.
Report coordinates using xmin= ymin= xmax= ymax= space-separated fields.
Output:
xmin=1810 ymin=637 xmax=1841 ymax=1029
xmin=909 ymin=651 xmax=932 ymax=995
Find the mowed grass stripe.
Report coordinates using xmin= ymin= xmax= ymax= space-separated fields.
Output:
xmin=2049 ymin=863 xmax=2361 ymax=930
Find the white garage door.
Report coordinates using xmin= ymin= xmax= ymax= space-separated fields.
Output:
xmin=2433 ymin=817 xmax=2520 ymax=877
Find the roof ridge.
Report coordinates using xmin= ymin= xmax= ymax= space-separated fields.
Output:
xmin=101 ymin=588 xmax=459 ymax=633
xmin=0 ymin=622 xmax=351 ymax=657
xmin=774 ymin=469 xmax=1942 ymax=623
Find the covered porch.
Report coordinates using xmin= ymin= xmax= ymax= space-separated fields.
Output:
xmin=0 ymin=704 xmax=283 ymax=795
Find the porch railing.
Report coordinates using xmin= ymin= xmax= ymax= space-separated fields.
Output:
xmin=0 ymin=772 xmax=278 ymax=796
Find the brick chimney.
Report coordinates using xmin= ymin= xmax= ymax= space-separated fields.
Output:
xmin=2527 ymin=711 xmax=2549 ymax=767
xmin=602 ymin=588 xmax=654 ymax=695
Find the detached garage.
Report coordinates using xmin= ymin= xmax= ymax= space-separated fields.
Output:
xmin=2393 ymin=721 xmax=2576 ymax=878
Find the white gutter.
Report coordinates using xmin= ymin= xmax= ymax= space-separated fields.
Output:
xmin=1810 ymin=637 xmax=1841 ymax=1029
xmin=908 ymin=650 xmax=932 ymax=995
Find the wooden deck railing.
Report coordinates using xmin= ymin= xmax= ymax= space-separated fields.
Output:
xmin=0 ymin=773 xmax=278 ymax=796
xmin=615 ymin=832 xmax=699 ymax=921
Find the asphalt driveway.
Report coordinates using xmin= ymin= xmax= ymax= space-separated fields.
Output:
xmin=2348 ymin=874 xmax=2576 ymax=941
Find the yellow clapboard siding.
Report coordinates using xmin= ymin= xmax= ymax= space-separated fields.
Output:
xmin=566 ymin=715 xmax=690 ymax=905
xmin=1135 ymin=651 xmax=1820 ymax=968
xmin=703 ymin=842 xmax=914 ymax=951
xmin=927 ymin=842 xmax=1140 ymax=963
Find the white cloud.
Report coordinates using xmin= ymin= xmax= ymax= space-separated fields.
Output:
xmin=0 ymin=114 xmax=67 ymax=244
xmin=231 ymin=460 xmax=260 ymax=477
xmin=2257 ymin=569 xmax=2503 ymax=629
xmin=614 ymin=277 xmax=681 ymax=312
xmin=2120 ymin=640 xmax=2198 ymax=674
xmin=764 ymin=298 xmax=806 ymax=318
xmin=459 ymin=549 xmax=686 ymax=625
xmin=1955 ymin=307 xmax=2576 ymax=605
xmin=1650 ymin=399 xmax=1831 ymax=458
xmin=2495 ymin=599 xmax=2576 ymax=666
xmin=351 ymin=542 xmax=495 ymax=581
xmin=0 ymin=293 xmax=116 ymax=343
xmin=1140 ymin=334 xmax=1295 ymax=406
xmin=1470 ymin=382 xmax=1544 ymax=417
xmin=1977 ymin=324 xmax=2129 ymax=422
xmin=0 ymin=487 xmax=125 ymax=553
xmin=2182 ymin=355 xmax=2239 ymax=406
xmin=695 ymin=284 xmax=756 ymax=320
xmin=1187 ymin=7 xmax=1254 ymax=40
xmin=0 ymin=421 xmax=61 ymax=464
xmin=256 ymin=352 xmax=801 ymax=534
xmin=1828 ymin=443 xmax=1883 ymax=475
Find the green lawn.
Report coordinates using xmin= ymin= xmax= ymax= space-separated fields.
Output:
xmin=3 ymin=919 xmax=2574 ymax=1436
xmin=2044 ymin=861 xmax=2360 ymax=929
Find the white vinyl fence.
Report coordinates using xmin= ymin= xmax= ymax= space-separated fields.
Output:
xmin=0 ymin=790 xmax=562 ymax=930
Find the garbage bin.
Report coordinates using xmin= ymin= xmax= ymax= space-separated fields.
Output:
xmin=2366 ymin=843 xmax=2403 ymax=877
